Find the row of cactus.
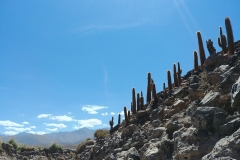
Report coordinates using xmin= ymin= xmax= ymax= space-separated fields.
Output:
xmin=166 ymin=62 xmax=182 ymax=91
xmin=194 ymin=17 xmax=234 ymax=71
xmin=109 ymin=17 xmax=235 ymax=131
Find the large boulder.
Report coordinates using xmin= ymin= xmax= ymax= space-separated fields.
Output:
xmin=191 ymin=107 xmax=225 ymax=132
xmin=115 ymin=147 xmax=140 ymax=160
xmin=219 ymin=117 xmax=240 ymax=136
xmin=121 ymin=124 xmax=138 ymax=138
xmin=231 ymin=76 xmax=240 ymax=111
xmin=202 ymin=128 xmax=240 ymax=160
xmin=199 ymin=91 xmax=221 ymax=107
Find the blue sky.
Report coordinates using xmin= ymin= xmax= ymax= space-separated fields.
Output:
xmin=0 ymin=0 xmax=240 ymax=135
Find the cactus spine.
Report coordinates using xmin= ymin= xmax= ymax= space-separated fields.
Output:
xmin=124 ymin=106 xmax=129 ymax=125
xmin=225 ymin=17 xmax=234 ymax=55
xmin=109 ymin=116 xmax=114 ymax=130
xmin=146 ymin=72 xmax=151 ymax=103
xmin=118 ymin=114 xmax=121 ymax=125
xmin=173 ymin=64 xmax=178 ymax=87
xmin=217 ymin=26 xmax=227 ymax=54
xmin=132 ymin=88 xmax=136 ymax=115
xmin=167 ymin=70 xmax=172 ymax=91
xmin=197 ymin=31 xmax=206 ymax=66
xmin=194 ymin=50 xmax=199 ymax=71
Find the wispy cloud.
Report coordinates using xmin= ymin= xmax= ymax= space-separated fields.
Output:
xmin=5 ymin=127 xmax=31 ymax=132
xmin=50 ymin=115 xmax=73 ymax=122
xmin=0 ymin=120 xmax=24 ymax=127
xmin=74 ymin=119 xmax=102 ymax=129
xmin=4 ymin=131 xmax=19 ymax=135
xmin=28 ymin=131 xmax=46 ymax=135
xmin=110 ymin=112 xmax=115 ymax=115
xmin=22 ymin=121 xmax=29 ymax=125
xmin=46 ymin=128 xmax=58 ymax=132
xmin=82 ymin=105 xmax=107 ymax=114
xmin=37 ymin=114 xmax=52 ymax=118
xmin=101 ymin=112 xmax=108 ymax=116
xmin=44 ymin=123 xmax=67 ymax=129
xmin=118 ymin=111 xmax=124 ymax=116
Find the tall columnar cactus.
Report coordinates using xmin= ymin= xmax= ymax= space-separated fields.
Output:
xmin=173 ymin=64 xmax=178 ymax=87
xmin=225 ymin=17 xmax=234 ymax=55
xmin=137 ymin=93 xmax=140 ymax=111
xmin=146 ymin=72 xmax=151 ymax=103
xmin=140 ymin=91 xmax=144 ymax=110
xmin=152 ymin=83 xmax=157 ymax=102
xmin=194 ymin=50 xmax=199 ymax=71
xmin=177 ymin=62 xmax=182 ymax=85
xmin=132 ymin=88 xmax=136 ymax=115
xmin=127 ymin=110 xmax=131 ymax=121
xmin=124 ymin=106 xmax=129 ymax=125
xmin=109 ymin=116 xmax=114 ymax=130
xmin=217 ymin=26 xmax=227 ymax=54
xmin=197 ymin=31 xmax=206 ymax=66
xmin=167 ymin=70 xmax=172 ymax=91
xmin=118 ymin=114 xmax=121 ymax=125
xmin=163 ymin=82 xmax=165 ymax=90
xmin=206 ymin=39 xmax=216 ymax=55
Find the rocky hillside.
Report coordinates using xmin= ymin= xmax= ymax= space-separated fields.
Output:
xmin=1 ymin=17 xmax=240 ymax=160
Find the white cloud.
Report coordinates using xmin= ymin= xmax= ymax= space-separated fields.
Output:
xmin=46 ymin=128 xmax=58 ymax=132
xmin=101 ymin=112 xmax=108 ymax=116
xmin=28 ymin=131 xmax=46 ymax=135
xmin=4 ymin=131 xmax=19 ymax=135
xmin=44 ymin=123 xmax=67 ymax=129
xmin=74 ymin=119 xmax=102 ymax=129
xmin=22 ymin=121 xmax=29 ymax=125
xmin=118 ymin=111 xmax=124 ymax=116
xmin=0 ymin=120 xmax=24 ymax=127
xmin=110 ymin=112 xmax=115 ymax=115
xmin=5 ymin=127 xmax=31 ymax=132
xmin=49 ymin=115 xmax=73 ymax=122
xmin=37 ymin=114 xmax=52 ymax=118
xmin=103 ymin=124 xmax=107 ymax=126
xmin=30 ymin=126 xmax=36 ymax=129
xmin=82 ymin=105 xmax=107 ymax=114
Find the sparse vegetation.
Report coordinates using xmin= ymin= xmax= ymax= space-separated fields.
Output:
xmin=199 ymin=70 xmax=209 ymax=88
xmin=23 ymin=156 xmax=29 ymax=160
xmin=86 ymin=138 xmax=91 ymax=141
xmin=48 ymin=142 xmax=63 ymax=153
xmin=8 ymin=139 xmax=18 ymax=150
xmin=77 ymin=139 xmax=94 ymax=154
xmin=94 ymin=129 xmax=109 ymax=140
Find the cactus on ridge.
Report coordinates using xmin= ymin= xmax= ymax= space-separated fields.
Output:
xmin=167 ymin=70 xmax=172 ymax=91
xmin=177 ymin=62 xmax=182 ymax=85
xmin=140 ymin=91 xmax=144 ymax=110
xmin=127 ymin=110 xmax=131 ymax=121
xmin=197 ymin=31 xmax=206 ymax=66
xmin=152 ymin=83 xmax=158 ymax=102
xmin=194 ymin=50 xmax=199 ymax=71
xmin=109 ymin=117 xmax=114 ymax=130
xmin=217 ymin=26 xmax=227 ymax=54
xmin=146 ymin=72 xmax=151 ymax=103
xmin=118 ymin=114 xmax=121 ymax=125
xmin=124 ymin=106 xmax=130 ymax=125
xmin=173 ymin=64 xmax=178 ymax=87
xmin=225 ymin=17 xmax=234 ymax=55
xmin=206 ymin=39 xmax=216 ymax=55
xmin=132 ymin=88 xmax=136 ymax=115
xmin=137 ymin=93 xmax=140 ymax=111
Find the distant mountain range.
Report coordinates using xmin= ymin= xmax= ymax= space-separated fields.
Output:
xmin=0 ymin=128 xmax=104 ymax=149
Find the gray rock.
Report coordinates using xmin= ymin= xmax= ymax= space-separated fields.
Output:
xmin=191 ymin=107 xmax=225 ymax=132
xmin=115 ymin=147 xmax=139 ymax=160
xmin=202 ymin=128 xmax=240 ymax=160
xmin=199 ymin=91 xmax=221 ymax=107
xmin=189 ymin=75 xmax=200 ymax=84
xmin=219 ymin=117 xmax=240 ymax=136
xmin=207 ymin=72 xmax=221 ymax=85
xmin=121 ymin=124 xmax=138 ymax=138
xmin=151 ymin=127 xmax=165 ymax=139
xmin=151 ymin=119 xmax=161 ymax=127
xmin=149 ymin=106 xmax=164 ymax=121
xmin=231 ymin=76 xmax=240 ymax=111
xmin=212 ymin=112 xmax=227 ymax=132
